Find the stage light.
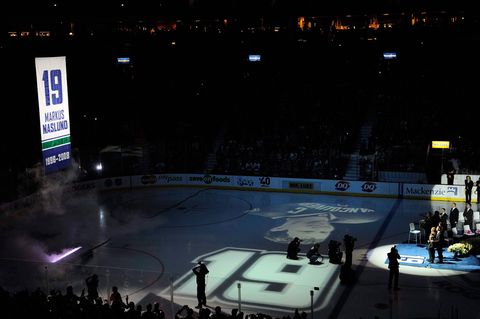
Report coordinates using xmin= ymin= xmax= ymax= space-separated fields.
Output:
xmin=95 ymin=163 xmax=103 ymax=171
xmin=248 ymin=54 xmax=261 ymax=62
xmin=117 ymin=57 xmax=131 ymax=64
xmin=383 ymin=52 xmax=397 ymax=59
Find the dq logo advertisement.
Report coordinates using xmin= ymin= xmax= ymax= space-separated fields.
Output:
xmin=162 ymin=247 xmax=339 ymax=312
xmin=35 ymin=56 xmax=72 ymax=174
xmin=335 ymin=181 xmax=350 ymax=191
xmin=361 ymin=182 xmax=377 ymax=193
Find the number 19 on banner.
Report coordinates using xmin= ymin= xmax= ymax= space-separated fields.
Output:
xmin=42 ymin=69 xmax=63 ymax=106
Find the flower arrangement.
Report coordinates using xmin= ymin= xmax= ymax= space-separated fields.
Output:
xmin=447 ymin=242 xmax=473 ymax=256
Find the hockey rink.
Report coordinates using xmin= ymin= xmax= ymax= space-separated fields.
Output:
xmin=1 ymin=186 xmax=479 ymax=319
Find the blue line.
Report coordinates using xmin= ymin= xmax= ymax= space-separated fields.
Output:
xmin=327 ymin=198 xmax=403 ymax=319
xmin=367 ymin=198 xmax=403 ymax=251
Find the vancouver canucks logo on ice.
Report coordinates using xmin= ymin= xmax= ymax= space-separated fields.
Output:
xmin=249 ymin=202 xmax=378 ymax=244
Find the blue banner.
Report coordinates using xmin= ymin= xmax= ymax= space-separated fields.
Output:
xmin=43 ymin=143 xmax=72 ymax=174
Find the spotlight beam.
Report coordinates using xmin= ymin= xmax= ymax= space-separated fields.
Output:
xmin=48 ymin=247 xmax=82 ymax=263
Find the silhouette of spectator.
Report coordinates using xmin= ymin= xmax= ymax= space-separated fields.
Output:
xmin=85 ymin=274 xmax=99 ymax=301
xmin=199 ymin=307 xmax=212 ymax=319
xmin=293 ymin=308 xmax=301 ymax=319
xmin=125 ymin=301 xmax=137 ymax=319
xmin=212 ymin=306 xmax=227 ymax=319
xmin=30 ymin=287 xmax=48 ymax=316
xmin=142 ymin=303 xmax=156 ymax=319
xmin=192 ymin=261 xmax=209 ymax=309
xmin=231 ymin=308 xmax=239 ymax=319
xmin=100 ymin=299 xmax=111 ymax=318
xmin=136 ymin=304 xmax=143 ymax=318
xmin=63 ymin=285 xmax=79 ymax=317
xmin=110 ymin=286 xmax=125 ymax=315
xmin=176 ymin=305 xmax=195 ymax=319
xmin=287 ymin=237 xmax=302 ymax=260
xmin=153 ymin=302 xmax=165 ymax=319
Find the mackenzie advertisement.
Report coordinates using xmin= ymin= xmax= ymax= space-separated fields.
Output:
xmin=403 ymin=184 xmax=463 ymax=200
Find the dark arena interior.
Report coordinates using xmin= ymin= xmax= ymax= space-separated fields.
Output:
xmin=1 ymin=1 xmax=480 ymax=319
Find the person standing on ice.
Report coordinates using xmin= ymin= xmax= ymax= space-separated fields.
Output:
xmin=192 ymin=261 xmax=209 ymax=309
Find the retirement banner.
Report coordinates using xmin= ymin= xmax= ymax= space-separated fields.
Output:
xmin=35 ymin=56 xmax=71 ymax=174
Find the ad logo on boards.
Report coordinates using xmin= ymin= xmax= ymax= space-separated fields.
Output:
xmin=447 ymin=186 xmax=458 ymax=196
xmin=289 ymin=182 xmax=314 ymax=190
xmin=188 ymin=175 xmax=231 ymax=184
xmin=335 ymin=181 xmax=350 ymax=191
xmin=361 ymin=182 xmax=377 ymax=193
xmin=203 ymin=175 xmax=213 ymax=184
xmin=237 ymin=177 xmax=254 ymax=187
xmin=73 ymin=182 xmax=95 ymax=191
xmin=405 ymin=186 xmax=459 ymax=197
xmin=259 ymin=177 xmax=271 ymax=187
xmin=141 ymin=175 xmax=157 ymax=185
xmin=159 ymin=175 xmax=183 ymax=183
